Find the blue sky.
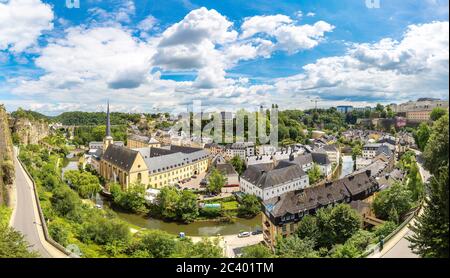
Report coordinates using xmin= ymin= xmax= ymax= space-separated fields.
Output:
xmin=0 ymin=0 xmax=448 ymax=115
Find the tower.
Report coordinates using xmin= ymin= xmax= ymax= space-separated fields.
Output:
xmin=103 ymin=100 xmax=114 ymax=151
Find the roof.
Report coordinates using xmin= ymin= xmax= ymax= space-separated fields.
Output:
xmin=102 ymin=144 xmax=140 ymax=171
xmin=311 ymin=152 xmax=331 ymax=165
xmin=319 ymin=144 xmax=339 ymax=152
xmin=137 ymin=145 xmax=209 ymax=174
xmin=289 ymin=153 xmax=313 ymax=166
xmin=216 ymin=163 xmax=238 ymax=176
xmin=241 ymin=162 xmax=306 ymax=190
xmin=263 ymin=170 xmax=378 ymax=218
xmin=264 ymin=182 xmax=349 ymax=217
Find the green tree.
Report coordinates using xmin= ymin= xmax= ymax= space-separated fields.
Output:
xmin=133 ymin=230 xmax=177 ymax=258
xmin=110 ymin=183 xmax=148 ymax=213
xmin=176 ymin=190 xmax=199 ymax=223
xmin=430 ymin=107 xmax=446 ymax=121
xmin=237 ymin=194 xmax=260 ymax=218
xmin=372 ymin=183 xmax=412 ymax=221
xmin=207 ymin=168 xmax=226 ymax=195
xmin=241 ymin=244 xmax=274 ymax=258
xmin=373 ymin=221 xmax=397 ymax=239
xmin=275 ymin=236 xmax=319 ymax=258
xmin=415 ymin=122 xmax=431 ymax=151
xmin=423 ymin=113 xmax=448 ymax=175
xmin=406 ymin=161 xmax=424 ymax=202
xmin=79 ymin=216 xmax=130 ymax=245
xmin=408 ymin=164 xmax=449 ymax=258
xmin=48 ymin=218 xmax=70 ymax=247
xmin=156 ymin=187 xmax=181 ymax=220
xmin=0 ymin=227 xmax=39 ymax=258
xmin=296 ymin=214 xmax=318 ymax=242
xmin=50 ymin=186 xmax=82 ymax=217
xmin=230 ymin=155 xmax=245 ymax=175
xmin=64 ymin=170 xmax=101 ymax=199
xmin=307 ymin=164 xmax=322 ymax=185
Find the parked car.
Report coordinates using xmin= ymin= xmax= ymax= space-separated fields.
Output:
xmin=238 ymin=231 xmax=251 ymax=238
xmin=252 ymin=229 xmax=262 ymax=235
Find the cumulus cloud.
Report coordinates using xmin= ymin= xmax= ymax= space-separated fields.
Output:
xmin=274 ymin=21 xmax=449 ymax=102
xmin=241 ymin=14 xmax=334 ymax=54
xmin=0 ymin=0 xmax=54 ymax=52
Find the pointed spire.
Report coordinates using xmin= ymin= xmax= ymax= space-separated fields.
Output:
xmin=106 ymin=100 xmax=111 ymax=137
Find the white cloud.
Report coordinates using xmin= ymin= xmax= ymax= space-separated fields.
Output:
xmin=241 ymin=14 xmax=334 ymax=54
xmin=274 ymin=21 xmax=449 ymax=102
xmin=0 ymin=0 xmax=54 ymax=52
xmin=137 ymin=15 xmax=157 ymax=32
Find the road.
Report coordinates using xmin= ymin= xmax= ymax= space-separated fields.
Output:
xmin=10 ymin=147 xmax=67 ymax=258
xmin=370 ymin=151 xmax=430 ymax=258
xmin=190 ymin=234 xmax=263 ymax=258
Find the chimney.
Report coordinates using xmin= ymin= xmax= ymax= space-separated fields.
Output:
xmin=366 ymin=170 xmax=372 ymax=177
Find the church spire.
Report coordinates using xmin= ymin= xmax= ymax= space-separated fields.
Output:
xmin=106 ymin=100 xmax=111 ymax=137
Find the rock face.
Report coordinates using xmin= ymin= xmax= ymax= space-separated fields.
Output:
xmin=0 ymin=104 xmax=14 ymax=205
xmin=12 ymin=117 xmax=50 ymax=145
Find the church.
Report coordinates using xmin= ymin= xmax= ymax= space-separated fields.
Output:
xmin=96 ymin=102 xmax=209 ymax=190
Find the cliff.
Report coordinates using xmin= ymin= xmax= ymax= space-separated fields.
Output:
xmin=0 ymin=105 xmax=14 ymax=205
xmin=12 ymin=116 xmax=50 ymax=145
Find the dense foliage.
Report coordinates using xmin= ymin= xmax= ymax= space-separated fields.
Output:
xmin=155 ymin=187 xmax=199 ymax=223
xmin=207 ymin=168 xmax=226 ymax=195
xmin=409 ymin=113 xmax=449 ymax=258
xmin=237 ymin=194 xmax=261 ymax=218
xmin=64 ymin=170 xmax=101 ymax=199
xmin=73 ymin=125 xmax=127 ymax=146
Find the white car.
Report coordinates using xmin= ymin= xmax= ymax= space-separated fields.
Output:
xmin=238 ymin=232 xmax=251 ymax=238
xmin=95 ymin=204 xmax=103 ymax=209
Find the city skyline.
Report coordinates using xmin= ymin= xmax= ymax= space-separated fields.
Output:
xmin=0 ymin=0 xmax=449 ymax=115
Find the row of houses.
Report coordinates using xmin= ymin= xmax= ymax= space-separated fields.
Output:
xmin=261 ymin=170 xmax=380 ymax=247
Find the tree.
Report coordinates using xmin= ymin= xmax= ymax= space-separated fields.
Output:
xmin=238 ymin=194 xmax=260 ymax=218
xmin=176 ymin=190 xmax=199 ymax=223
xmin=408 ymin=164 xmax=449 ymax=258
xmin=156 ymin=187 xmax=180 ymax=220
xmin=79 ymin=216 xmax=130 ymax=245
xmin=423 ymin=113 xmax=448 ymax=176
xmin=241 ymin=244 xmax=274 ymax=258
xmin=50 ymin=186 xmax=82 ymax=217
xmin=64 ymin=170 xmax=101 ymax=199
xmin=134 ymin=230 xmax=177 ymax=258
xmin=415 ymin=122 xmax=431 ymax=151
xmin=296 ymin=214 xmax=318 ymax=242
xmin=330 ymin=230 xmax=374 ymax=258
xmin=178 ymin=238 xmax=223 ymax=258
xmin=110 ymin=183 xmax=148 ymax=213
xmin=230 ymin=155 xmax=245 ymax=175
xmin=373 ymin=221 xmax=397 ymax=239
xmin=207 ymin=168 xmax=226 ymax=195
xmin=372 ymin=183 xmax=412 ymax=221
xmin=0 ymin=227 xmax=39 ymax=258
xmin=430 ymin=107 xmax=446 ymax=121
xmin=48 ymin=218 xmax=70 ymax=247
xmin=406 ymin=161 xmax=424 ymax=202
xmin=307 ymin=164 xmax=322 ymax=185
xmin=275 ymin=236 xmax=318 ymax=258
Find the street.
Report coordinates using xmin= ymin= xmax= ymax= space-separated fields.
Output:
xmin=10 ymin=147 xmax=67 ymax=258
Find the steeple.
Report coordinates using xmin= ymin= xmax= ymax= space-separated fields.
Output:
xmin=106 ymin=100 xmax=111 ymax=137
xmin=103 ymin=100 xmax=114 ymax=151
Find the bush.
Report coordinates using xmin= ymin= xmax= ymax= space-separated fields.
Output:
xmin=1 ymin=160 xmax=14 ymax=185
xmin=131 ymin=230 xmax=177 ymax=258
xmin=48 ymin=218 xmax=70 ymax=247
xmin=373 ymin=221 xmax=397 ymax=239
xmin=79 ymin=217 xmax=131 ymax=245
xmin=50 ymin=186 xmax=82 ymax=217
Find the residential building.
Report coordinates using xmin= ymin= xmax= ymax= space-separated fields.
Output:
xmin=225 ymin=142 xmax=255 ymax=159
xmin=127 ymin=134 xmax=161 ymax=149
xmin=262 ymin=170 xmax=379 ymax=247
xmin=390 ymin=98 xmax=449 ymax=122
xmin=317 ymin=144 xmax=340 ymax=164
xmin=240 ymin=161 xmax=309 ymax=201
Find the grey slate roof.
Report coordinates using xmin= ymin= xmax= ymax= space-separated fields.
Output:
xmin=241 ymin=162 xmax=306 ymax=190
xmin=311 ymin=152 xmax=331 ymax=165
xmin=263 ymin=170 xmax=377 ymax=218
xmin=103 ymin=144 xmax=139 ymax=171
xmin=136 ymin=145 xmax=209 ymax=174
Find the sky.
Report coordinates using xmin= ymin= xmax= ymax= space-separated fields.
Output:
xmin=0 ymin=0 xmax=448 ymax=115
